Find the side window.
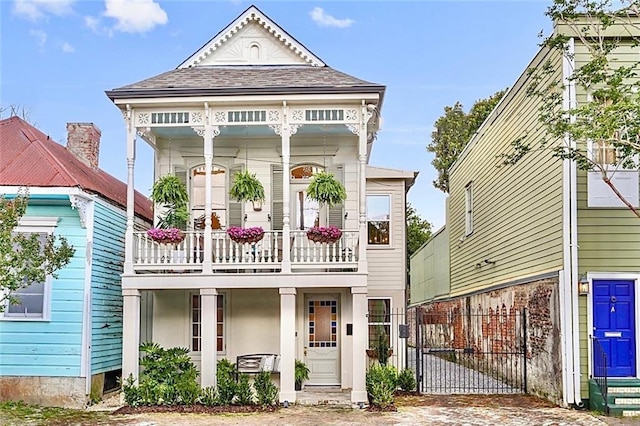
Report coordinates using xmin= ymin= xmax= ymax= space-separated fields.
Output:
xmin=3 ymin=218 xmax=59 ymax=321
xmin=367 ymin=298 xmax=391 ymax=349
xmin=367 ymin=195 xmax=390 ymax=245
xmin=587 ymin=140 xmax=640 ymax=208
xmin=465 ymin=183 xmax=473 ymax=236
xmin=191 ymin=293 xmax=225 ymax=353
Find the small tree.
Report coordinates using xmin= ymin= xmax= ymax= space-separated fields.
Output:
xmin=0 ymin=190 xmax=75 ymax=311
xmin=406 ymin=203 xmax=432 ymax=259
xmin=427 ymin=90 xmax=506 ymax=193
xmin=502 ymin=0 xmax=640 ymax=218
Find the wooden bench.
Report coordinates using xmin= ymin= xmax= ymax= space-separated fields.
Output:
xmin=235 ymin=353 xmax=280 ymax=379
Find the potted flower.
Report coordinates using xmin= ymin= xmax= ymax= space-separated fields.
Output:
xmin=306 ymin=171 xmax=346 ymax=208
xmin=306 ymin=225 xmax=342 ymax=244
xmin=295 ymin=359 xmax=310 ymax=391
xmin=229 ymin=170 xmax=266 ymax=209
xmin=226 ymin=226 xmax=265 ymax=244
xmin=148 ymin=174 xmax=189 ymax=244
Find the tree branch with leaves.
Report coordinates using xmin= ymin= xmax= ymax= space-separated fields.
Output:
xmin=501 ymin=0 xmax=640 ymax=218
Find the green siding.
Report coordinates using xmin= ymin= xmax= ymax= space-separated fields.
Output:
xmin=409 ymin=227 xmax=450 ymax=306
xmin=90 ymin=201 xmax=126 ymax=375
xmin=448 ymin=47 xmax=565 ymax=297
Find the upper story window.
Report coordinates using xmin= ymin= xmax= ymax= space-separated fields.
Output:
xmin=290 ymin=165 xmax=323 ymax=181
xmin=2 ymin=217 xmax=59 ymax=321
xmin=465 ymin=183 xmax=473 ymax=236
xmin=367 ymin=195 xmax=390 ymax=245
xmin=587 ymin=140 xmax=639 ymax=208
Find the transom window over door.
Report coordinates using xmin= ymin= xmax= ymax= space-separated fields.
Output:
xmin=367 ymin=195 xmax=390 ymax=245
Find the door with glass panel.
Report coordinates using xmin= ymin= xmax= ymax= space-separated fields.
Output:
xmin=305 ymin=295 xmax=340 ymax=385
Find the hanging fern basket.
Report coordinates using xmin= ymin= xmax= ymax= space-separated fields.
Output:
xmin=229 ymin=170 xmax=266 ymax=203
xmin=306 ymin=171 xmax=346 ymax=207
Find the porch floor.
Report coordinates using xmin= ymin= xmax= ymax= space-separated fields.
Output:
xmin=295 ymin=386 xmax=354 ymax=407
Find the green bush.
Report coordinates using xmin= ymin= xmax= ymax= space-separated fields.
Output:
xmin=235 ymin=373 xmax=254 ymax=405
xmin=199 ymin=386 xmax=219 ymax=407
xmin=366 ymin=364 xmax=398 ymax=408
xmin=397 ymin=368 xmax=416 ymax=392
xmin=121 ymin=342 xmax=200 ymax=406
xmin=216 ymin=358 xmax=237 ymax=405
xmin=254 ymin=371 xmax=278 ymax=407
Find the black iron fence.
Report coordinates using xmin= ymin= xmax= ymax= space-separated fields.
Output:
xmin=593 ymin=337 xmax=609 ymax=415
xmin=366 ymin=307 xmax=407 ymax=372
xmin=412 ymin=308 xmax=527 ymax=394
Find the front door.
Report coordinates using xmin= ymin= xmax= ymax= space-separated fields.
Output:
xmin=305 ymin=296 xmax=340 ymax=385
xmin=593 ymin=279 xmax=636 ymax=377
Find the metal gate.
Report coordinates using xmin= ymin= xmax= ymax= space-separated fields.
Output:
xmin=412 ymin=307 xmax=527 ymax=394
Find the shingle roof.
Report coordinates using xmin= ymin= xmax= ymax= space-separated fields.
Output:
xmin=0 ymin=116 xmax=153 ymax=222
xmin=106 ymin=66 xmax=385 ymax=99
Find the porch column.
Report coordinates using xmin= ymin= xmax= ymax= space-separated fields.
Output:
xmin=280 ymin=103 xmax=295 ymax=273
xmin=200 ymin=288 xmax=218 ymax=388
xmin=279 ymin=287 xmax=297 ymax=403
xmin=358 ymin=103 xmax=369 ymax=270
xmin=201 ymin=122 xmax=217 ymax=274
xmin=124 ymin=107 xmax=136 ymax=274
xmin=351 ymin=287 xmax=368 ymax=403
xmin=122 ymin=289 xmax=141 ymax=381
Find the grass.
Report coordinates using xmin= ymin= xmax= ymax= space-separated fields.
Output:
xmin=0 ymin=401 xmax=120 ymax=426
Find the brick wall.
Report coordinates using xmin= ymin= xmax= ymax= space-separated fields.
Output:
xmin=66 ymin=122 xmax=101 ymax=169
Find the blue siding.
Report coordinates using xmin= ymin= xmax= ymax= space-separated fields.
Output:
xmin=90 ymin=201 xmax=126 ymax=375
xmin=0 ymin=201 xmax=86 ymax=377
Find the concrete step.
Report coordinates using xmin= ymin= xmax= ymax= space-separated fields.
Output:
xmin=608 ymin=404 xmax=640 ymax=417
xmin=608 ymin=387 xmax=640 ymax=394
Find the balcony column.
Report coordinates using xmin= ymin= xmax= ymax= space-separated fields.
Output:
xmin=200 ymin=288 xmax=218 ymax=388
xmin=279 ymin=287 xmax=296 ymax=403
xmin=279 ymin=103 xmax=300 ymax=274
xmin=201 ymin=122 xmax=220 ymax=274
xmin=122 ymin=289 xmax=141 ymax=381
xmin=358 ymin=103 xmax=369 ymax=269
xmin=124 ymin=107 xmax=136 ymax=274
xmin=351 ymin=286 xmax=368 ymax=403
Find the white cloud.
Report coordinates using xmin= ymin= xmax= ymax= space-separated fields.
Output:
xmin=61 ymin=42 xmax=75 ymax=53
xmin=84 ymin=15 xmax=100 ymax=32
xmin=103 ymin=0 xmax=168 ymax=34
xmin=29 ymin=28 xmax=47 ymax=48
xmin=309 ymin=7 xmax=354 ymax=29
xmin=13 ymin=0 xmax=74 ymax=21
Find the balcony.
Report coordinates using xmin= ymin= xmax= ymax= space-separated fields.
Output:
xmin=132 ymin=229 xmax=360 ymax=274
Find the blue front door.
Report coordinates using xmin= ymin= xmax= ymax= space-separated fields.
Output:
xmin=593 ymin=279 xmax=636 ymax=377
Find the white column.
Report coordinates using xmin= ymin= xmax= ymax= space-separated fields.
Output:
xmin=279 ymin=287 xmax=296 ymax=403
xmin=351 ymin=287 xmax=368 ymax=403
xmin=200 ymin=288 xmax=218 ymax=388
xmin=122 ymin=289 xmax=141 ymax=381
xmin=281 ymin=126 xmax=292 ymax=274
xmin=202 ymin=124 xmax=214 ymax=274
xmin=124 ymin=108 xmax=136 ymax=275
xmin=358 ymin=104 xmax=368 ymax=270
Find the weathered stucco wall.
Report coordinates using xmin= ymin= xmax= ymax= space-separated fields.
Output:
xmin=0 ymin=376 xmax=86 ymax=408
xmin=408 ymin=277 xmax=562 ymax=404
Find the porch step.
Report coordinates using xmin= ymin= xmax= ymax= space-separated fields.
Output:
xmin=295 ymin=386 xmax=353 ymax=407
xmin=590 ymin=379 xmax=640 ymax=416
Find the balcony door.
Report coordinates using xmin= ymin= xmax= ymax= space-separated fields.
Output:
xmin=190 ymin=165 xmax=228 ymax=229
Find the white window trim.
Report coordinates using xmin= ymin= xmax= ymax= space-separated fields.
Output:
xmin=189 ymin=292 xmax=226 ymax=355
xmin=2 ymin=216 xmax=59 ymax=321
xmin=366 ymin=194 xmax=392 ymax=247
xmin=366 ymin=297 xmax=393 ymax=348
xmin=464 ymin=183 xmax=474 ymax=236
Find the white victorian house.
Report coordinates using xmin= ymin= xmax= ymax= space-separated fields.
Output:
xmin=106 ymin=5 xmax=415 ymax=404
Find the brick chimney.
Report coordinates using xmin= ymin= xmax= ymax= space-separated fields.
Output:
xmin=66 ymin=122 xmax=101 ymax=169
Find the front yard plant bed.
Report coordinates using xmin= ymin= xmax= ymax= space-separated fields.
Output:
xmin=113 ymin=404 xmax=279 ymax=415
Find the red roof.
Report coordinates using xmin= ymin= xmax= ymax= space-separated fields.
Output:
xmin=0 ymin=116 xmax=153 ymax=222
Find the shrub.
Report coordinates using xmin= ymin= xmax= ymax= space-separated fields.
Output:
xmin=122 ymin=342 xmax=200 ymax=406
xmin=254 ymin=371 xmax=278 ymax=407
xmin=366 ymin=364 xmax=398 ymax=408
xmin=235 ymin=373 xmax=254 ymax=405
xmin=397 ymin=368 xmax=416 ymax=392
xmin=199 ymin=386 xmax=219 ymax=407
xmin=216 ymin=358 xmax=237 ymax=405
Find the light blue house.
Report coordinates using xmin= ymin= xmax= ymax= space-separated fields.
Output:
xmin=0 ymin=117 xmax=153 ymax=407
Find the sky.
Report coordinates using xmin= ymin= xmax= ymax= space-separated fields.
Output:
xmin=0 ymin=0 xmax=553 ymax=230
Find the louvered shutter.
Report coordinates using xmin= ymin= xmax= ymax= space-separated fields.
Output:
xmin=228 ymin=165 xmax=244 ymax=227
xmin=328 ymin=165 xmax=344 ymax=228
xmin=271 ymin=165 xmax=284 ymax=230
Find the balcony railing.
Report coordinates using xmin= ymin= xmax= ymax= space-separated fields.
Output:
xmin=132 ymin=229 xmax=359 ymax=273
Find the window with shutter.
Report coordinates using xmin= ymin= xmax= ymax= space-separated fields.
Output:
xmin=328 ymin=165 xmax=344 ymax=229
xmin=228 ymin=165 xmax=244 ymax=227
xmin=271 ymin=165 xmax=283 ymax=230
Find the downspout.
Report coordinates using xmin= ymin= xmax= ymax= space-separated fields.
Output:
xmin=566 ymin=37 xmax=584 ymax=407
xmin=560 ymin=39 xmax=576 ymax=407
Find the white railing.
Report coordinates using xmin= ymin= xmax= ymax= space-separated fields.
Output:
xmin=133 ymin=229 xmax=359 ymax=272
xmin=290 ymin=230 xmax=359 ymax=267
